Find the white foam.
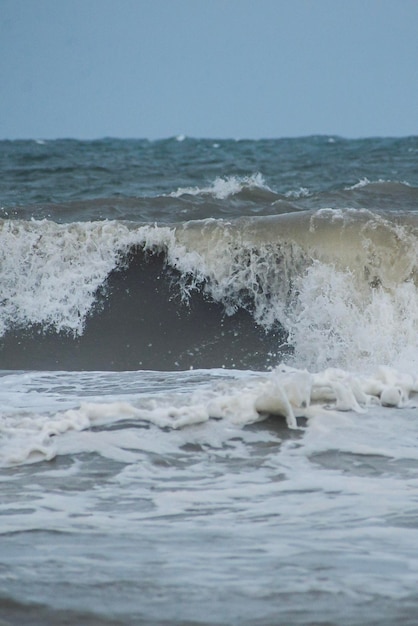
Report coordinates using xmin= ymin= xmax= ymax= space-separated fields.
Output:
xmin=344 ymin=178 xmax=412 ymax=190
xmin=288 ymin=262 xmax=418 ymax=372
xmin=2 ymin=364 xmax=418 ymax=467
xmin=345 ymin=177 xmax=372 ymax=190
xmin=169 ymin=173 xmax=270 ymax=200
xmin=0 ymin=219 xmax=175 ymax=336
xmin=284 ymin=186 xmax=310 ymax=198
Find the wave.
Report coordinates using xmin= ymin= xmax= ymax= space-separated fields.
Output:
xmin=168 ymin=176 xmax=418 ymax=213
xmin=168 ymin=174 xmax=418 ymax=208
xmin=1 ymin=208 xmax=418 ymax=372
xmin=169 ymin=173 xmax=277 ymax=201
xmin=3 ymin=176 xmax=418 ymax=225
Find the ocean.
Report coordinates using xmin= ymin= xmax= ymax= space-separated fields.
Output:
xmin=1 ymin=135 xmax=418 ymax=625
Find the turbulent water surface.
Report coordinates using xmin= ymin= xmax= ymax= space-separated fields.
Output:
xmin=1 ymin=136 xmax=418 ymax=625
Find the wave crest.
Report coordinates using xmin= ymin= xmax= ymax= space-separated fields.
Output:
xmin=169 ymin=173 xmax=273 ymax=200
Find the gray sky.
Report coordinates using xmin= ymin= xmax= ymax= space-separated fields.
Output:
xmin=1 ymin=0 xmax=417 ymax=139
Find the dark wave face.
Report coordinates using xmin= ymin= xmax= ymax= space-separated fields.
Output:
xmin=0 ymin=249 xmax=285 ymax=371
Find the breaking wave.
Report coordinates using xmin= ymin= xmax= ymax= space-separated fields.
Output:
xmin=1 ymin=208 xmax=418 ymax=372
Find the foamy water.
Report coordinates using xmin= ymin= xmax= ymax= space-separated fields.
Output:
xmin=2 ymin=366 xmax=418 ymax=624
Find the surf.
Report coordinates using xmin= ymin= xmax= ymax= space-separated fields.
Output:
xmin=1 ymin=208 xmax=418 ymax=372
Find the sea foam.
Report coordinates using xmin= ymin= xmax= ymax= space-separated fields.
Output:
xmin=1 ymin=363 xmax=417 ymax=467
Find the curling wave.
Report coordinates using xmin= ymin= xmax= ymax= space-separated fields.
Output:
xmin=1 ymin=208 xmax=418 ymax=371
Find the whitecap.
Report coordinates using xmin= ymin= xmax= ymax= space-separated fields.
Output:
xmin=169 ymin=173 xmax=270 ymax=200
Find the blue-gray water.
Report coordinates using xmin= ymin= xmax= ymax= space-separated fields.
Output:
xmin=1 ymin=136 xmax=418 ymax=625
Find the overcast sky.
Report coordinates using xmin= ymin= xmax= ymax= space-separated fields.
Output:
xmin=1 ymin=0 xmax=417 ymax=140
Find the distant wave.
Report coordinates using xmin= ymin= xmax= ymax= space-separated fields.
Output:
xmin=344 ymin=178 xmax=412 ymax=191
xmin=3 ymin=176 xmax=418 ymax=227
xmin=169 ymin=173 xmax=276 ymax=200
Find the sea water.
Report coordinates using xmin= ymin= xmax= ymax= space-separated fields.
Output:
xmin=1 ymin=136 xmax=418 ymax=625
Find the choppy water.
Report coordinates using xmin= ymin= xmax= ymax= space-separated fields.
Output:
xmin=1 ymin=136 xmax=418 ymax=625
